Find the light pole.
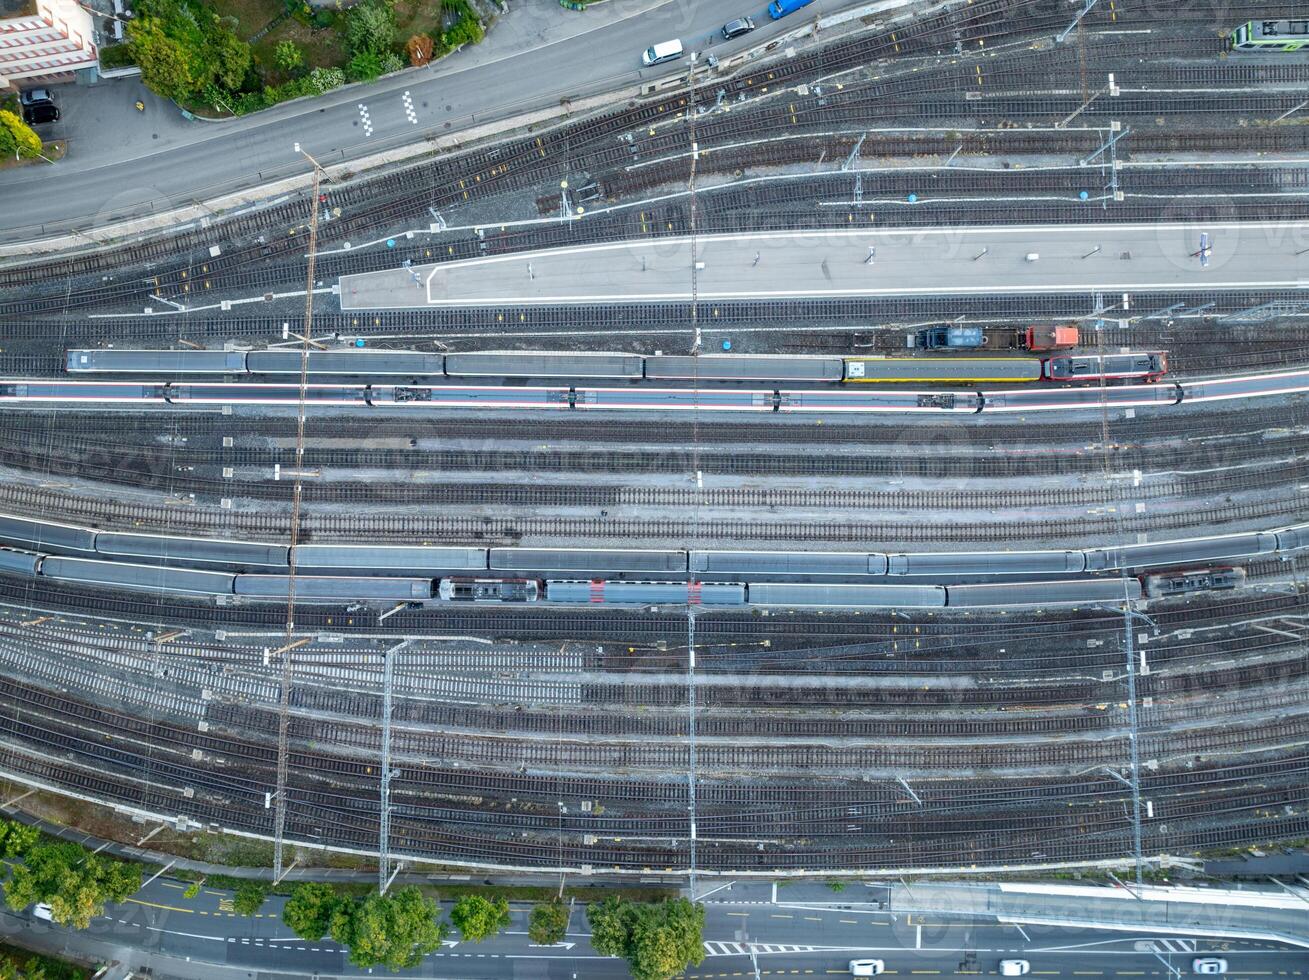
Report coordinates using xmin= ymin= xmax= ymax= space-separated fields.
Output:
xmin=293 ymin=142 xmax=333 ymax=182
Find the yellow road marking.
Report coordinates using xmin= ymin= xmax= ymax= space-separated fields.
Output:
xmin=127 ymin=898 xmax=193 ymax=914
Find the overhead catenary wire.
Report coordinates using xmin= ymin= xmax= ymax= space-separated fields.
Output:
xmin=272 ymin=166 xmax=323 ymax=882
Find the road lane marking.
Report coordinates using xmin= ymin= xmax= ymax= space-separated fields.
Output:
xmin=127 ymin=898 xmax=193 ymax=914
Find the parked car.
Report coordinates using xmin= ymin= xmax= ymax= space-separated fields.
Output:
xmin=32 ymin=903 xmax=53 ymax=921
xmin=1193 ymin=959 xmax=1228 ymax=975
xmin=721 ymin=17 xmax=756 ymax=39
xmin=19 ymin=88 xmax=60 ymax=124
xmin=641 ymin=38 xmax=684 ymax=66
xmin=1000 ymin=961 xmax=1031 ymax=977
xmin=849 ymin=961 xmax=885 ymax=977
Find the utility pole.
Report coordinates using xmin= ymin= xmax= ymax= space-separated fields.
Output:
xmin=273 ymin=145 xmax=327 ymax=882
xmin=378 ymin=640 xmax=410 ymax=893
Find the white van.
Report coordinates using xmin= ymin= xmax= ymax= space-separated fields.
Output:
xmin=1000 ymin=961 xmax=1030 ymax=976
xmin=32 ymin=903 xmax=53 ymax=921
xmin=849 ymin=961 xmax=885 ymax=977
xmin=642 ymin=39 xmax=684 ymax=66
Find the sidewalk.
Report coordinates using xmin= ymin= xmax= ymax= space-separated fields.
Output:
xmin=885 ymin=881 xmax=1309 ymax=949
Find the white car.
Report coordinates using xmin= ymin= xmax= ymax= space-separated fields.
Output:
xmin=641 ymin=39 xmax=684 ymax=66
xmin=32 ymin=903 xmax=53 ymax=921
xmin=1193 ymin=958 xmax=1227 ymax=975
xmin=1000 ymin=961 xmax=1030 ymax=976
xmin=850 ymin=961 xmax=885 ymax=977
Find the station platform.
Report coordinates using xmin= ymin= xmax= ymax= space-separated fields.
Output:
xmin=336 ymin=223 xmax=1309 ymax=310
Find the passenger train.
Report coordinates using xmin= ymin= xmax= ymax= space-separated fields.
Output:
xmin=0 ymin=512 xmax=1302 ymax=608
xmin=0 ymin=546 xmax=1149 ymax=608
xmin=1229 ymin=19 xmax=1309 ymax=51
xmin=65 ymin=348 xmax=1170 ymax=386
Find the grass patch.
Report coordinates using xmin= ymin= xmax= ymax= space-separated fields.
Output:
xmin=252 ymin=16 xmax=344 ymax=77
xmin=210 ymin=0 xmax=283 ymax=40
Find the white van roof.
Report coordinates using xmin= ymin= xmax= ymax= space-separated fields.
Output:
xmin=650 ymin=39 xmax=683 ymax=57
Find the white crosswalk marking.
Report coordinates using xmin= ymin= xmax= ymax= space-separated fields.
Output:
xmin=702 ymin=941 xmax=820 ymax=957
xmin=358 ymin=102 xmax=372 ymax=137
xmin=402 ymin=90 xmax=417 ymax=125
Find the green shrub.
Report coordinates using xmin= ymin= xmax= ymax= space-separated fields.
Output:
xmin=309 ymin=66 xmax=345 ymax=93
xmin=347 ymin=49 xmax=384 ymax=81
xmin=100 ymin=43 xmax=138 ymax=67
xmin=233 ymin=880 xmax=270 ymax=916
xmin=443 ymin=14 xmax=483 ymax=48
xmin=273 ymin=40 xmax=303 ymax=72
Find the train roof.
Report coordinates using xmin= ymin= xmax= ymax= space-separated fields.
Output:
xmin=845 ymin=357 xmax=1042 ymax=383
xmin=747 ymin=583 xmax=947 ymax=607
xmin=1247 ymin=19 xmax=1309 ymax=40
xmin=690 ymin=550 xmax=887 ymax=575
xmin=246 ymin=350 xmax=446 ymax=376
xmin=296 ymin=545 xmax=487 ymax=570
xmin=40 ymin=557 xmax=235 ymax=595
xmin=946 ymin=579 xmax=1142 ymax=607
xmin=65 ymin=349 xmax=247 ymax=374
xmin=545 ymin=580 xmax=746 ymax=604
xmin=95 ymin=531 xmax=289 ymax=567
xmin=645 ymin=355 xmax=845 ymax=381
xmin=0 ymin=546 xmax=41 ymax=576
xmin=442 ymin=352 xmax=644 ymax=378
xmin=0 ymin=513 xmax=98 ymax=553
xmin=490 ymin=548 xmax=687 ymax=572
xmin=234 ymin=575 xmax=433 ymax=600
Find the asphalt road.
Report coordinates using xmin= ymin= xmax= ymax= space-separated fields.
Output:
xmin=0 ymin=0 xmax=871 ymax=242
xmin=338 ymin=223 xmax=1309 ymax=309
xmin=1 ymin=877 xmax=1306 ymax=979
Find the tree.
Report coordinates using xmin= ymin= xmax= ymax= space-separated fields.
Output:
xmin=4 ymin=842 xmax=141 ymax=930
xmin=344 ymin=0 xmax=396 ymax=57
xmin=210 ymin=27 xmax=251 ymax=90
xmin=586 ymin=895 xmax=629 ymax=957
xmin=233 ymin=879 xmax=269 ymax=916
xmin=283 ymin=881 xmax=340 ymax=940
xmin=586 ymin=897 xmax=705 ymax=980
xmin=450 ymin=894 xmax=510 ymax=943
xmin=0 ymin=110 xmax=42 ymax=160
xmin=274 ymin=40 xmax=303 ymax=73
xmin=0 ymin=820 xmax=39 ymax=858
xmin=528 ymin=898 xmax=569 ymax=946
xmin=405 ymin=33 xmax=433 ymax=65
xmin=128 ymin=17 xmax=196 ymax=102
xmin=331 ymin=887 xmax=446 ymax=970
xmin=129 ymin=0 xmax=252 ymax=104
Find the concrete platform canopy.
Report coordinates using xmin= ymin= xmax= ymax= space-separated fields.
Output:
xmin=337 ymin=222 xmax=1309 ymax=310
